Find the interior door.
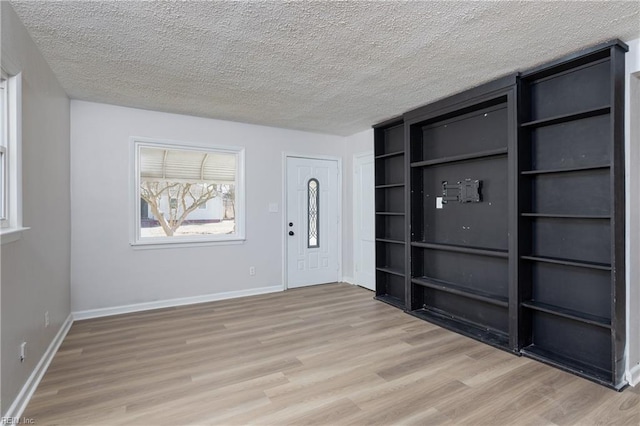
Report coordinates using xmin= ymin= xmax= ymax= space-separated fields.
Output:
xmin=286 ymin=157 xmax=339 ymax=288
xmin=354 ymin=153 xmax=375 ymax=291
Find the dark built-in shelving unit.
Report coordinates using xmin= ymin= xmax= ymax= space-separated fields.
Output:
xmin=374 ymin=117 xmax=408 ymax=310
xmin=373 ymin=40 xmax=628 ymax=389
xmin=517 ymin=41 xmax=627 ymax=389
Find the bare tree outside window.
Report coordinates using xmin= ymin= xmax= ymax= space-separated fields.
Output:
xmin=137 ymin=145 xmax=239 ymax=240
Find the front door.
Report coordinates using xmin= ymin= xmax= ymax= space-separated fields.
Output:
xmin=286 ymin=157 xmax=339 ymax=288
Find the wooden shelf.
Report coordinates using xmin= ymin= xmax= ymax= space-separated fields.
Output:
xmin=376 ymin=238 xmax=405 ymax=245
xmin=412 ymin=276 xmax=508 ymax=307
xmin=374 ymin=294 xmax=405 ymax=310
xmin=521 ymin=213 xmax=610 ymax=219
xmin=411 ymin=147 xmax=508 ymax=168
xmin=521 ymin=255 xmax=611 ymax=271
xmin=522 ymin=55 xmax=612 ymax=82
xmin=375 ymin=183 xmax=404 ymax=189
xmin=521 ymin=163 xmax=610 ymax=175
xmin=411 ymin=241 xmax=508 ymax=259
xmin=375 ymin=150 xmax=404 ymax=159
xmin=375 ymin=212 xmax=405 ymax=216
xmin=521 ymin=300 xmax=611 ymax=328
xmin=376 ymin=267 xmax=405 ymax=278
xmin=409 ymin=308 xmax=509 ymax=350
xmin=521 ymin=345 xmax=617 ymax=390
xmin=520 ymin=106 xmax=610 ymax=128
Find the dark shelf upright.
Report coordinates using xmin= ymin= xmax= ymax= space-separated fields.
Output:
xmin=373 ymin=117 xmax=408 ymax=309
xmin=517 ymin=40 xmax=627 ymax=389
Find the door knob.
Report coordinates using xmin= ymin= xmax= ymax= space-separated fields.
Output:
xmin=289 ymin=231 xmax=295 ymax=236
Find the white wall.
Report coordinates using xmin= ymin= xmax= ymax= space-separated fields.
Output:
xmin=70 ymin=101 xmax=346 ymax=312
xmin=0 ymin=2 xmax=71 ymax=414
xmin=625 ymin=37 xmax=640 ymax=385
xmin=341 ymin=128 xmax=374 ymax=284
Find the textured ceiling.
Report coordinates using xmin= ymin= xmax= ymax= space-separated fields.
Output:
xmin=8 ymin=1 xmax=640 ymax=136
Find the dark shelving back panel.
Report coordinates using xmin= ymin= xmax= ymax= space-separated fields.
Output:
xmin=375 ymin=155 xmax=404 ymax=186
xmin=529 ymin=59 xmax=610 ymax=121
xmin=376 ymin=241 xmax=405 ymax=272
xmin=417 ymin=248 xmax=508 ymax=299
xmin=417 ymin=103 xmax=508 ymax=162
xmin=417 ymin=288 xmax=509 ymax=334
xmin=529 ymin=311 xmax=611 ymax=374
xmin=531 ymin=169 xmax=610 ymax=216
xmin=377 ymin=271 xmax=405 ymax=304
xmin=376 ymin=215 xmax=404 ymax=242
xmin=531 ymin=114 xmax=611 ymax=171
xmin=376 ymin=124 xmax=404 ymax=154
xmin=530 ymin=218 xmax=611 ymax=265
xmin=375 ymin=186 xmax=404 ymax=214
xmin=531 ymin=262 xmax=611 ymax=320
xmin=420 ymin=156 xmax=508 ymax=249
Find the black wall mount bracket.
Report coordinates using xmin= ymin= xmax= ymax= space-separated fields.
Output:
xmin=441 ymin=179 xmax=481 ymax=204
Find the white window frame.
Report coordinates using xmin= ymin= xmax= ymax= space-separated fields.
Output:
xmin=130 ymin=137 xmax=245 ymax=248
xmin=0 ymin=71 xmax=27 ymax=245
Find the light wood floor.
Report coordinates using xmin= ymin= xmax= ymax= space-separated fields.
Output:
xmin=24 ymin=283 xmax=640 ymax=425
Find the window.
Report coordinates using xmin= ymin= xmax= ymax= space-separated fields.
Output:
xmin=132 ymin=138 xmax=245 ymax=246
xmin=0 ymin=145 xmax=6 ymax=223
xmin=1 ymin=76 xmax=8 ymax=226
xmin=308 ymin=178 xmax=319 ymax=248
xmin=0 ymin=71 xmax=25 ymax=244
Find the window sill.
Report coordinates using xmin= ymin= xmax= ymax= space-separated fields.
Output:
xmin=131 ymin=237 xmax=245 ymax=250
xmin=0 ymin=227 xmax=30 ymax=245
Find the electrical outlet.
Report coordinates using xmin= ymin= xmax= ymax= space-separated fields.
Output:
xmin=20 ymin=342 xmax=26 ymax=362
xmin=249 ymin=266 xmax=256 ymax=276
xmin=45 ymin=311 xmax=50 ymax=328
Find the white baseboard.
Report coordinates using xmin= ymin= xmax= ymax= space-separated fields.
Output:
xmin=72 ymin=285 xmax=284 ymax=321
xmin=341 ymin=276 xmax=355 ymax=285
xmin=4 ymin=313 xmax=73 ymax=419
xmin=627 ymin=364 xmax=640 ymax=386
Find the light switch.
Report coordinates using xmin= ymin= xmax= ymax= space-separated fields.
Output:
xmin=436 ymin=197 xmax=443 ymax=209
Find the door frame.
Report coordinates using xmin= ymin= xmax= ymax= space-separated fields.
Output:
xmin=353 ymin=151 xmax=375 ymax=290
xmin=282 ymin=153 xmax=343 ymax=290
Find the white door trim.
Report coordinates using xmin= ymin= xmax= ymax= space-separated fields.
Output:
xmin=353 ymin=151 xmax=375 ymax=290
xmin=282 ymin=152 xmax=342 ymax=290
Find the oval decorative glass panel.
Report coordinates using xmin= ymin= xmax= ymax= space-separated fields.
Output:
xmin=308 ymin=178 xmax=319 ymax=248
